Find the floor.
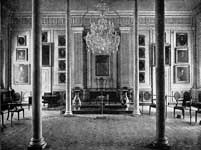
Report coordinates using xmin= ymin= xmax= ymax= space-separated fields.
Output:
xmin=1 ymin=105 xmax=201 ymax=150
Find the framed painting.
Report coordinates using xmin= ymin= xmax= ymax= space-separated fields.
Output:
xmin=139 ymin=72 xmax=145 ymax=83
xmin=176 ymin=33 xmax=188 ymax=47
xmin=14 ymin=64 xmax=30 ymax=84
xmin=139 ymin=35 xmax=145 ymax=46
xmin=17 ymin=35 xmax=27 ymax=46
xmin=139 ymin=47 xmax=145 ymax=58
xmin=174 ymin=65 xmax=190 ymax=83
xmin=42 ymin=31 xmax=48 ymax=42
xmin=58 ymin=73 xmax=66 ymax=83
xmin=175 ymin=48 xmax=188 ymax=63
xmin=95 ymin=55 xmax=109 ymax=76
xmin=58 ymin=48 xmax=66 ymax=58
xmin=16 ymin=48 xmax=28 ymax=61
xmin=58 ymin=35 xmax=66 ymax=46
xmin=139 ymin=60 xmax=145 ymax=71
xmin=58 ymin=60 xmax=66 ymax=71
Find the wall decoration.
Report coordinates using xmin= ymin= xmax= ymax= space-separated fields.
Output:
xmin=165 ymin=44 xmax=171 ymax=65
xmin=139 ymin=60 xmax=145 ymax=71
xmin=176 ymin=33 xmax=188 ymax=47
xmin=58 ymin=48 xmax=66 ymax=58
xmin=175 ymin=48 xmax=188 ymax=63
xmin=16 ymin=48 xmax=28 ymax=61
xmin=174 ymin=65 xmax=190 ymax=83
xmin=58 ymin=73 xmax=66 ymax=83
xmin=139 ymin=35 xmax=145 ymax=46
xmin=95 ymin=55 xmax=109 ymax=76
xmin=139 ymin=47 xmax=145 ymax=58
xmin=58 ymin=35 xmax=66 ymax=46
xmin=17 ymin=35 xmax=27 ymax=46
xmin=14 ymin=64 xmax=30 ymax=84
xmin=139 ymin=72 xmax=145 ymax=83
xmin=58 ymin=60 xmax=66 ymax=71
xmin=150 ymin=43 xmax=156 ymax=66
xmin=42 ymin=31 xmax=48 ymax=42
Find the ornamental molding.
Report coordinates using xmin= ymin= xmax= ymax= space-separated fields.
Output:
xmin=11 ymin=14 xmax=193 ymax=27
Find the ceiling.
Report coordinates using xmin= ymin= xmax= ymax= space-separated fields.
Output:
xmin=2 ymin=0 xmax=201 ymax=12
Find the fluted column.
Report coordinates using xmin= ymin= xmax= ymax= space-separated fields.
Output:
xmin=133 ymin=0 xmax=140 ymax=115
xmin=149 ymin=0 xmax=169 ymax=148
xmin=28 ymin=0 xmax=47 ymax=149
xmin=64 ymin=0 xmax=72 ymax=116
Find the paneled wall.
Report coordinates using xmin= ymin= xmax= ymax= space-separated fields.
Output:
xmin=5 ymin=8 xmax=196 ymax=100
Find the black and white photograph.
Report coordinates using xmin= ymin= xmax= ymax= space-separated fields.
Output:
xmin=1 ymin=1 xmax=201 ymax=150
xmin=16 ymin=48 xmax=28 ymax=61
xmin=17 ymin=35 xmax=27 ymax=46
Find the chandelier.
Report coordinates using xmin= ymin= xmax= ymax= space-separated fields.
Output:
xmin=85 ymin=0 xmax=120 ymax=54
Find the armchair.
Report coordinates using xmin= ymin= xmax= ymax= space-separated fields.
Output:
xmin=7 ymin=91 xmax=24 ymax=126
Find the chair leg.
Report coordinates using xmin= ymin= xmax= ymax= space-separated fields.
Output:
xmin=11 ymin=112 xmax=14 ymax=127
xmin=182 ymin=109 xmax=185 ymax=119
xmin=195 ymin=111 xmax=197 ymax=123
xmin=2 ymin=113 xmax=4 ymax=127
xmin=173 ymin=108 xmax=175 ymax=118
xmin=149 ymin=106 xmax=151 ymax=115
xmin=7 ymin=112 xmax=10 ymax=120
xmin=18 ymin=112 xmax=20 ymax=120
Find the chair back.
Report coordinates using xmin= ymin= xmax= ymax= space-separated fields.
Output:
xmin=182 ymin=91 xmax=191 ymax=106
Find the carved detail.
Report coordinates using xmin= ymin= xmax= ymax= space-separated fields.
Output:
xmin=11 ymin=15 xmax=192 ymax=27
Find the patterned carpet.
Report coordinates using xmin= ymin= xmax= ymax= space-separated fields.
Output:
xmin=1 ymin=106 xmax=201 ymax=150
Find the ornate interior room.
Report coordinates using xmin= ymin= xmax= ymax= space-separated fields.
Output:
xmin=1 ymin=0 xmax=201 ymax=149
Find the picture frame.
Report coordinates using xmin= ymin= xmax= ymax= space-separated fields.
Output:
xmin=176 ymin=33 xmax=188 ymax=47
xmin=14 ymin=64 xmax=30 ymax=84
xmin=139 ymin=47 xmax=145 ymax=58
xmin=16 ymin=48 xmax=28 ymax=61
xmin=42 ymin=31 xmax=48 ymax=43
xmin=175 ymin=48 xmax=188 ymax=63
xmin=139 ymin=72 xmax=145 ymax=83
xmin=95 ymin=55 xmax=109 ymax=76
xmin=58 ymin=73 xmax=66 ymax=83
xmin=174 ymin=65 xmax=190 ymax=83
xmin=139 ymin=60 xmax=145 ymax=71
xmin=139 ymin=35 xmax=145 ymax=46
xmin=58 ymin=35 xmax=66 ymax=46
xmin=58 ymin=48 xmax=66 ymax=58
xmin=58 ymin=60 xmax=66 ymax=71
xmin=17 ymin=35 xmax=27 ymax=46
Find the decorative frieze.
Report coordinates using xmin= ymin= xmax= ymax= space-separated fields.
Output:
xmin=11 ymin=14 xmax=193 ymax=27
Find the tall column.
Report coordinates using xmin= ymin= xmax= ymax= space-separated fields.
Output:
xmin=149 ymin=0 xmax=169 ymax=148
xmin=64 ymin=0 xmax=72 ymax=116
xmin=0 ymin=0 xmax=2 ymax=89
xmin=133 ymin=0 xmax=140 ymax=115
xmin=28 ymin=0 xmax=47 ymax=149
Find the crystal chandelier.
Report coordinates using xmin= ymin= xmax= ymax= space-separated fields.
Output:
xmin=85 ymin=0 xmax=120 ymax=54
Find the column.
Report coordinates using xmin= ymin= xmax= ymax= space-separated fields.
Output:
xmin=149 ymin=0 xmax=169 ymax=148
xmin=133 ymin=0 xmax=140 ymax=115
xmin=64 ymin=0 xmax=72 ymax=116
xmin=0 ymin=0 xmax=2 ymax=89
xmin=28 ymin=0 xmax=47 ymax=149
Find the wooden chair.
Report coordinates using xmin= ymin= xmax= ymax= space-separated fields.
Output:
xmin=7 ymin=91 xmax=24 ymax=126
xmin=173 ymin=91 xmax=191 ymax=119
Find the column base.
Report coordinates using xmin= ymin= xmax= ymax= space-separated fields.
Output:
xmin=64 ymin=111 xmax=73 ymax=117
xmin=132 ymin=108 xmax=141 ymax=116
xmin=28 ymin=137 xmax=47 ymax=150
xmin=147 ymin=137 xmax=170 ymax=150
